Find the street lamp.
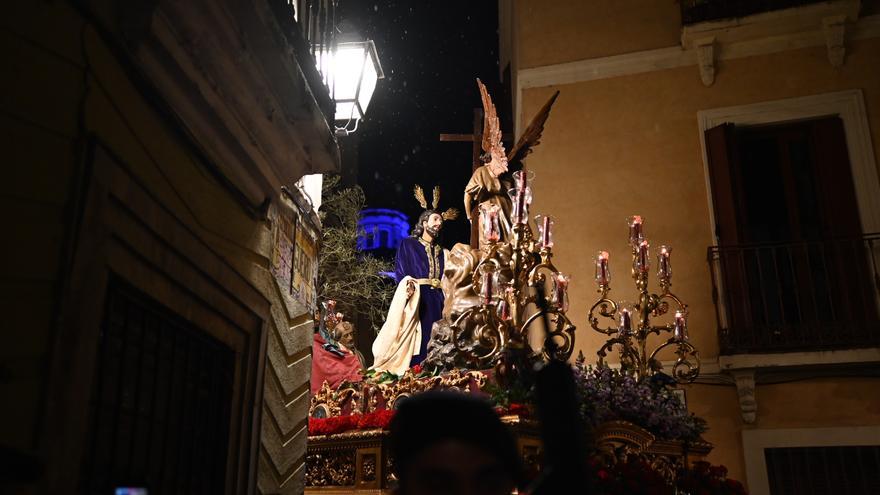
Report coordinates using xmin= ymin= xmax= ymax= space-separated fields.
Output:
xmin=319 ymin=40 xmax=384 ymax=135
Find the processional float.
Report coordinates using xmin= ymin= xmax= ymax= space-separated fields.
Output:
xmin=305 ymin=80 xmax=707 ymax=493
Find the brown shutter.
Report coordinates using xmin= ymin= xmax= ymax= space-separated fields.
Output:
xmin=810 ymin=116 xmax=863 ymax=237
xmin=704 ymin=123 xmax=743 ymax=245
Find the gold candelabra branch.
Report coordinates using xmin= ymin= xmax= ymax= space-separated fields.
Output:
xmin=451 ymin=170 xmax=576 ymax=367
xmin=587 ymin=216 xmax=700 ymax=383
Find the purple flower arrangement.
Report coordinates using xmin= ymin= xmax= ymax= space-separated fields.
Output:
xmin=573 ymin=360 xmax=707 ymax=442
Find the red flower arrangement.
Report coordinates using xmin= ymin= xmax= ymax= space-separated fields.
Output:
xmin=588 ymin=455 xmax=673 ymax=495
xmin=308 ymin=410 xmax=397 ymax=436
xmin=493 ymin=402 xmax=531 ymax=417
xmin=308 ymin=415 xmax=360 ymax=436
xmin=676 ymin=461 xmax=747 ymax=495
xmin=357 ymin=409 xmax=396 ymax=429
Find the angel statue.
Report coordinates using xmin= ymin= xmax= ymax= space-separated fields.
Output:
xmin=422 ymin=81 xmax=560 ymax=372
xmin=371 ymin=185 xmax=458 ymax=375
xmin=464 ymin=78 xmax=559 ymax=247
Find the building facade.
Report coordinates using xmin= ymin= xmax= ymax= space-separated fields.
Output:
xmin=1 ymin=1 xmax=337 ymax=493
xmin=500 ymin=0 xmax=880 ymax=492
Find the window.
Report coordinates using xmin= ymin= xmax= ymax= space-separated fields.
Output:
xmin=79 ymin=278 xmax=234 ymax=494
xmin=765 ymin=445 xmax=880 ymax=495
xmin=706 ymin=117 xmax=880 ymax=352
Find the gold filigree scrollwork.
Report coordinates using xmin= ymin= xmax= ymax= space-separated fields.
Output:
xmin=447 ymin=175 xmax=578 ymax=368
xmin=649 ymin=338 xmax=701 ymax=383
xmin=310 ymin=381 xmax=361 ymax=417
xmin=305 ymin=451 xmax=356 ymax=487
xmin=588 ymin=217 xmax=700 ymax=383
xmin=589 ymin=295 xmax=619 ymax=335
xmin=521 ymin=309 xmax=576 ymax=361
xmin=370 ymin=369 xmax=488 ymax=412
xmin=362 ymin=454 xmax=377 ymax=482
xmin=451 ymin=306 xmax=507 ymax=367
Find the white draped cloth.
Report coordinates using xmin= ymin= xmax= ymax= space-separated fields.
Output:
xmin=371 ymin=276 xmax=422 ymax=375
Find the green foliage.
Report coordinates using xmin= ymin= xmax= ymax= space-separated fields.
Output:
xmin=318 ymin=176 xmax=394 ymax=333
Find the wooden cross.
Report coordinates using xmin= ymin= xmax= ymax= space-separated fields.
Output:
xmin=440 ymin=108 xmax=514 ymax=247
xmin=440 ymin=108 xmax=513 ymax=172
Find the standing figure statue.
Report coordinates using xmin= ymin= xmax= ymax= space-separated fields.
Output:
xmin=444 ymin=80 xmax=560 ymax=325
xmin=464 ymin=79 xmax=559 ymax=248
xmin=371 ymin=186 xmax=458 ymax=375
xmin=465 ymin=79 xmax=512 ymax=246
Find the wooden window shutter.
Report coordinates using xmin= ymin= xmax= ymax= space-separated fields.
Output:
xmin=705 ymin=123 xmax=744 ymax=245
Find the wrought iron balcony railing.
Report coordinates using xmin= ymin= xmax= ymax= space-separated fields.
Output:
xmin=708 ymin=235 xmax=880 ymax=354
xmin=680 ymin=0 xmax=828 ymax=25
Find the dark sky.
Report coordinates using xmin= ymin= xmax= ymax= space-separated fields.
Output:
xmin=337 ymin=1 xmax=505 ymax=249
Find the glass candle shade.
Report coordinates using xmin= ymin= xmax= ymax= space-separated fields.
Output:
xmin=635 ymin=240 xmax=650 ymax=274
xmin=497 ymin=288 xmax=514 ymax=321
xmin=479 ymin=203 xmax=501 ymax=243
xmin=618 ymin=302 xmax=634 ymax=336
xmin=535 ymin=214 xmax=554 ymax=248
xmin=512 ymin=169 xmax=535 ymax=190
xmin=657 ymin=245 xmax=672 ymax=284
xmin=628 ymin=215 xmax=644 ymax=248
xmin=595 ymin=251 xmax=610 ymax=286
xmin=480 ymin=268 xmax=500 ymax=305
xmin=507 ymin=187 xmax=533 ymax=225
xmin=673 ymin=310 xmax=688 ymax=341
xmin=552 ymin=273 xmax=570 ymax=312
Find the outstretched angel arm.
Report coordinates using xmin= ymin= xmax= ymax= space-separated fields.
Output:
xmin=506 ymin=90 xmax=560 ymax=167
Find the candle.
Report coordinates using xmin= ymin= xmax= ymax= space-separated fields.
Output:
xmin=507 ymin=186 xmax=532 ymax=225
xmin=516 ymin=188 xmax=526 ymax=224
xmin=673 ymin=310 xmax=688 ymax=341
xmin=480 ymin=204 xmax=501 ymax=242
xmin=618 ymin=306 xmax=632 ymax=335
xmin=498 ymin=287 xmax=514 ymax=321
xmin=536 ymin=215 xmax=554 ymax=248
xmin=658 ymin=245 xmax=671 ymax=283
xmin=481 ymin=270 xmax=497 ymax=305
xmin=553 ymin=273 xmax=570 ymax=312
xmin=637 ymin=240 xmax=650 ymax=273
xmin=542 ymin=216 xmax=551 ymax=247
xmin=628 ymin=215 xmax=643 ymax=247
xmin=595 ymin=251 xmax=610 ymax=286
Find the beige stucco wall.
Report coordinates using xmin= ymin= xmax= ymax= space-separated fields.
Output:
xmin=514 ymin=0 xmax=880 ymax=69
xmin=681 ymin=377 xmax=880 ymax=483
xmin=515 ymin=7 xmax=880 ymax=486
xmin=521 ymin=36 xmax=880 ymax=366
xmin=515 ymin=0 xmax=681 ymax=69
xmin=756 ymin=377 xmax=880 ymax=428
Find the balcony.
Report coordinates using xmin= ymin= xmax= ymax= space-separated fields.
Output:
xmin=679 ymin=0 xmax=830 ymax=25
xmin=708 ymin=235 xmax=880 ymax=355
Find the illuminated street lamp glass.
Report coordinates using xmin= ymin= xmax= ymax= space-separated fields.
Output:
xmin=318 ymin=40 xmax=384 ymax=123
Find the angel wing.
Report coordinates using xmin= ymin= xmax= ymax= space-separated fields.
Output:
xmin=477 ymin=78 xmax=505 ymax=158
xmin=506 ymin=90 xmax=559 ymax=167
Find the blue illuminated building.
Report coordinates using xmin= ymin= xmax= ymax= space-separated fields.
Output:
xmin=358 ymin=208 xmax=410 ymax=253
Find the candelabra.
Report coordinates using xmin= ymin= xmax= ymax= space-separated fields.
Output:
xmin=450 ymin=169 xmax=576 ymax=368
xmin=588 ymin=216 xmax=700 ymax=383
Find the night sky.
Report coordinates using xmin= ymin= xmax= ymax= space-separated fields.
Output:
xmin=337 ymin=1 xmax=506 ymax=250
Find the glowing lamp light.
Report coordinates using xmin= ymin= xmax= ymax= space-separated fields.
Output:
xmin=318 ymin=40 xmax=384 ymax=129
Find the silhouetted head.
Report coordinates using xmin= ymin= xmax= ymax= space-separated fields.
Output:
xmin=389 ymin=391 xmax=523 ymax=495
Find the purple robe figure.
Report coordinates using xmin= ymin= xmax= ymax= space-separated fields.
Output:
xmin=394 ymin=236 xmax=445 ymax=366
